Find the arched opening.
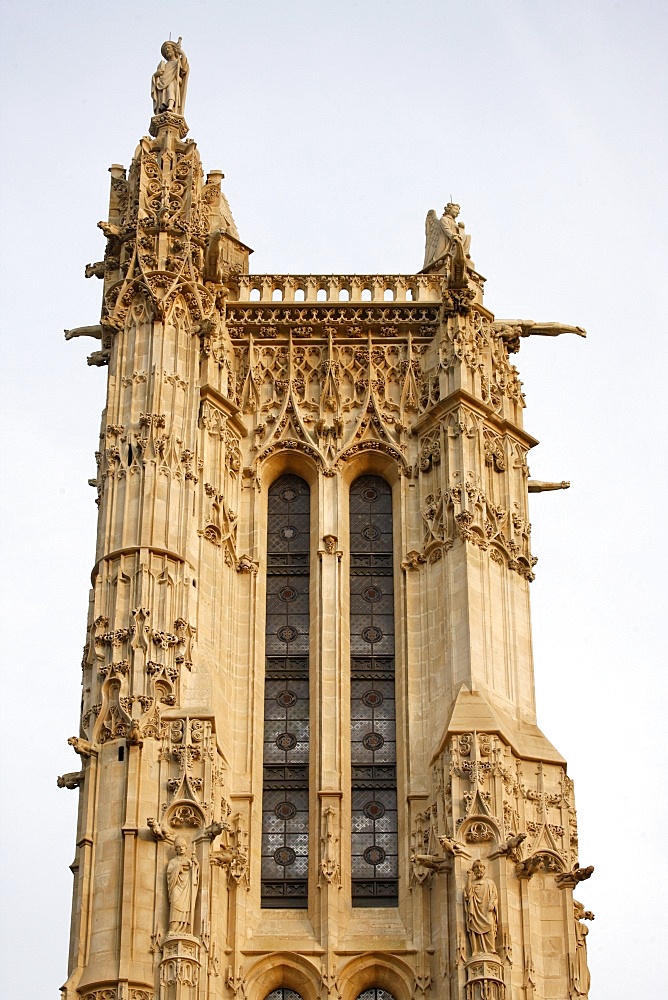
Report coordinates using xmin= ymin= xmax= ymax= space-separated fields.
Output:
xmin=294 ymin=288 xmax=306 ymax=302
xmin=261 ymin=475 xmax=311 ymax=908
xmin=361 ymin=287 xmax=372 ymax=301
xmin=272 ymin=288 xmax=284 ymax=301
xmin=339 ymin=288 xmax=351 ymax=301
xmin=316 ymin=287 xmax=328 ymax=301
xmin=349 ymin=475 xmax=398 ymax=907
xmin=250 ymin=287 xmax=261 ymax=301
xmin=383 ymin=288 xmax=395 ymax=301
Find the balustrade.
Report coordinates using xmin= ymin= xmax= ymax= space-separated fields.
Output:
xmin=234 ymin=274 xmax=444 ymax=304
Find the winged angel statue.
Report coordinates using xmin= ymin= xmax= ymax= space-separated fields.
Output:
xmin=423 ymin=202 xmax=472 ymax=270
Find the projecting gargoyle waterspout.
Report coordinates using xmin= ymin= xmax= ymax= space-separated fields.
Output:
xmin=494 ymin=320 xmax=587 ymax=352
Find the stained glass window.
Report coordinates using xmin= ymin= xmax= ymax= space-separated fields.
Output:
xmin=349 ymin=476 xmax=399 ymax=906
xmin=261 ymin=475 xmax=310 ymax=907
xmin=265 ymin=992 xmax=305 ymax=1000
xmin=356 ymin=991 xmax=397 ymax=1000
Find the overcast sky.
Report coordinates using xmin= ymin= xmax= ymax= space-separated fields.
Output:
xmin=1 ymin=1 xmax=666 ymax=996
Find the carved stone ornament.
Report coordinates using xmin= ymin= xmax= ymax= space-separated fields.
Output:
xmin=464 ymin=956 xmax=505 ymax=1000
xmin=68 ymin=736 xmax=98 ymax=758
xmin=83 ymin=991 xmax=152 ymax=1000
xmin=515 ymin=855 xmax=544 ymax=880
xmin=438 ymin=834 xmax=470 ymax=858
xmin=555 ymin=863 xmax=594 ymax=889
xmin=211 ymin=811 xmax=250 ymax=890
xmin=487 ymin=831 xmax=526 ymax=863
xmin=236 ymin=554 xmax=258 ymax=574
xmin=57 ymin=770 xmax=84 ymax=789
xmin=320 ymin=805 xmax=341 ymax=886
xmin=322 ymin=533 xmax=339 ymax=556
xmin=160 ymin=935 xmax=201 ymax=994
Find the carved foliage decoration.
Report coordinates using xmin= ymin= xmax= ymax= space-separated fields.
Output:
xmin=161 ymin=717 xmax=212 ymax=830
xmin=85 ymin=598 xmax=197 ymax=741
xmin=101 ymin=133 xmax=217 ymax=334
xmin=211 ymin=809 xmax=250 ymax=890
xmin=96 ymin=298 xmax=198 ymax=508
xmin=414 ymin=407 xmax=535 ymax=580
xmin=93 ymin=677 xmax=132 ymax=744
xmin=199 ymin=481 xmax=238 ymax=565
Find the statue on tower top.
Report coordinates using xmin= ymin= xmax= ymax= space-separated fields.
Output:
xmin=151 ymin=38 xmax=189 ymax=116
xmin=423 ymin=201 xmax=472 ymax=270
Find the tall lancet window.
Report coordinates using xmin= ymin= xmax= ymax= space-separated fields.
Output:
xmin=349 ymin=475 xmax=399 ymax=906
xmin=261 ymin=475 xmax=310 ymax=907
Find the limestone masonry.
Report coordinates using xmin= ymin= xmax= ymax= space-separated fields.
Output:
xmin=60 ymin=41 xmax=594 ymax=1000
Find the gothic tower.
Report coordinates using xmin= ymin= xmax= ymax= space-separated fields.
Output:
xmin=61 ymin=43 xmax=594 ymax=1000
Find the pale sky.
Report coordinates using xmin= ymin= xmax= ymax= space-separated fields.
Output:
xmin=1 ymin=1 xmax=666 ymax=996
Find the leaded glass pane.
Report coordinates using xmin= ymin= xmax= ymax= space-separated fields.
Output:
xmin=349 ymin=475 xmax=398 ymax=906
xmin=265 ymin=991 xmax=305 ymax=1000
xmin=356 ymin=991 xmax=397 ymax=1000
xmin=262 ymin=475 xmax=310 ymax=907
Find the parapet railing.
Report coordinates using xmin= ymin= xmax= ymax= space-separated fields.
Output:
xmin=231 ymin=274 xmax=444 ymax=304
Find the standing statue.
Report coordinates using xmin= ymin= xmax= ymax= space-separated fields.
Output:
xmin=167 ymin=835 xmax=199 ymax=934
xmin=464 ymin=860 xmax=499 ymax=955
xmin=573 ymin=900 xmax=594 ymax=997
xmin=423 ymin=202 xmax=472 ymax=269
xmin=151 ymin=38 xmax=189 ymax=116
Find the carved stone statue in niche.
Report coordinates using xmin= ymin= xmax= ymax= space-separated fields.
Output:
xmin=424 ymin=202 xmax=472 ymax=268
xmin=573 ymin=899 xmax=594 ymax=997
xmin=167 ymin=835 xmax=199 ymax=934
xmin=464 ymin=860 xmax=499 ymax=955
xmin=151 ymin=39 xmax=189 ymax=116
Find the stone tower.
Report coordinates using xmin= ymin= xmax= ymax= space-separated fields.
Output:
xmin=61 ymin=43 xmax=594 ymax=1000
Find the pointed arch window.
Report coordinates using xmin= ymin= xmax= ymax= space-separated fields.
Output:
xmin=349 ymin=476 xmax=399 ymax=906
xmin=261 ymin=474 xmax=310 ymax=908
